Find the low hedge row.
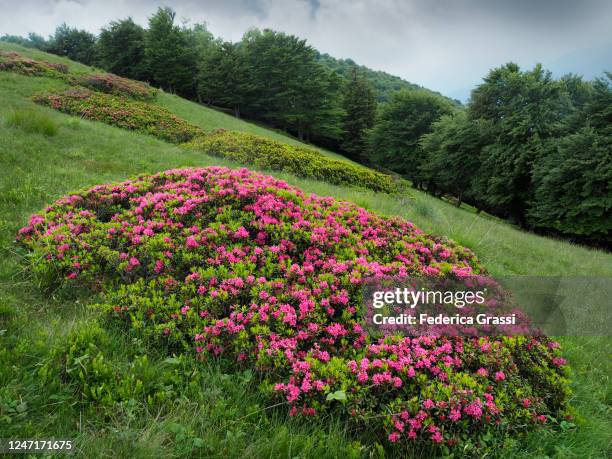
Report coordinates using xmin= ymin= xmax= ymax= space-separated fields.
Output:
xmin=184 ymin=130 xmax=398 ymax=193
xmin=76 ymin=73 xmax=157 ymax=100
xmin=34 ymin=88 xmax=203 ymax=143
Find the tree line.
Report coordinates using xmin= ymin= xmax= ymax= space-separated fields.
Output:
xmin=2 ymin=7 xmax=609 ymax=246
xmin=416 ymin=65 xmax=610 ymax=246
xmin=368 ymin=65 xmax=610 ymax=246
xmin=1 ymin=8 xmax=372 ymax=152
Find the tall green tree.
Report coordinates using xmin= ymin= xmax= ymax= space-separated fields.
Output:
xmin=469 ymin=63 xmax=570 ymax=225
xmin=420 ymin=111 xmax=491 ymax=206
xmin=585 ymin=72 xmax=612 ymax=136
xmin=47 ymin=24 xmax=96 ymax=65
xmin=240 ymin=29 xmax=343 ymax=143
xmin=196 ymin=41 xmax=252 ymax=117
xmin=184 ymin=23 xmax=216 ymax=59
xmin=341 ymin=67 xmax=377 ymax=161
xmin=96 ymin=18 xmax=146 ymax=80
xmin=144 ymin=7 xmax=197 ymax=97
xmin=529 ymin=127 xmax=611 ymax=243
xmin=528 ymin=72 xmax=612 ymax=244
xmin=369 ymin=90 xmax=453 ymax=184
xmin=286 ymin=64 xmax=345 ymax=144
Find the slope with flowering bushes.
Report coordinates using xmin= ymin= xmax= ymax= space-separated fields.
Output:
xmin=34 ymin=88 xmax=203 ymax=143
xmin=0 ymin=50 xmax=69 ymax=78
xmin=33 ymin=87 xmax=400 ymax=192
xmin=0 ymin=51 xmax=155 ymax=100
xmin=17 ymin=166 xmax=571 ymax=454
xmin=0 ymin=48 xmax=400 ymax=194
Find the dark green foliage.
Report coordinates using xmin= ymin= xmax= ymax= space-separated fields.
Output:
xmin=47 ymin=24 xmax=96 ymax=65
xmin=527 ymin=74 xmax=611 ymax=243
xmin=529 ymin=128 xmax=611 ymax=242
xmin=586 ymin=72 xmax=612 ymax=136
xmin=469 ymin=64 xmax=571 ymax=224
xmin=240 ymin=29 xmax=344 ymax=144
xmin=418 ymin=63 xmax=611 ymax=245
xmin=196 ymin=41 xmax=253 ymax=117
xmin=341 ymin=67 xmax=377 ymax=161
xmin=144 ymin=7 xmax=198 ymax=97
xmin=96 ymin=18 xmax=147 ymax=81
xmin=419 ymin=112 xmax=490 ymax=206
xmin=560 ymin=74 xmax=594 ymax=130
xmin=369 ymin=90 xmax=454 ymax=183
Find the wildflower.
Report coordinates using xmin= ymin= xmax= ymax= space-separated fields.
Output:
xmin=186 ymin=236 xmax=199 ymax=249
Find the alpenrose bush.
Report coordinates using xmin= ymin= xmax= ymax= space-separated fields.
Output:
xmin=17 ymin=167 xmax=570 ymax=453
xmin=0 ymin=50 xmax=69 ymax=78
xmin=34 ymin=88 xmax=203 ymax=143
xmin=0 ymin=51 xmax=156 ymax=100
xmin=76 ymin=73 xmax=157 ymax=100
xmin=184 ymin=130 xmax=398 ymax=193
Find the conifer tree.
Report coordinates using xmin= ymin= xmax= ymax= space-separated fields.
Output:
xmin=341 ymin=67 xmax=377 ymax=161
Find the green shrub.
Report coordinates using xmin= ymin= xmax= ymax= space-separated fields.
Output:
xmin=46 ymin=321 xmax=203 ymax=410
xmin=5 ymin=107 xmax=58 ymax=136
xmin=184 ymin=130 xmax=398 ymax=193
xmin=34 ymin=88 xmax=203 ymax=143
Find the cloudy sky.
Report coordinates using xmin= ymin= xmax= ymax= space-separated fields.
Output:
xmin=1 ymin=0 xmax=611 ymax=100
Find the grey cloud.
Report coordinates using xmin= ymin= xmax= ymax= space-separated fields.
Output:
xmin=0 ymin=0 xmax=610 ymax=101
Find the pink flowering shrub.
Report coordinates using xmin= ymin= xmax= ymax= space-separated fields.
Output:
xmin=0 ymin=52 xmax=155 ymax=100
xmin=76 ymin=73 xmax=157 ymax=100
xmin=0 ymin=51 xmax=69 ymax=78
xmin=17 ymin=167 xmax=571 ymax=453
xmin=34 ymin=89 xmax=203 ymax=143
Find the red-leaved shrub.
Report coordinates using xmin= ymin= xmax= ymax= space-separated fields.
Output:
xmin=76 ymin=73 xmax=157 ymax=100
xmin=0 ymin=50 xmax=69 ymax=78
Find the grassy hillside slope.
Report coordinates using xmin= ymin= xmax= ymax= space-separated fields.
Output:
xmin=0 ymin=47 xmax=610 ymax=458
xmin=0 ymin=42 xmax=360 ymax=166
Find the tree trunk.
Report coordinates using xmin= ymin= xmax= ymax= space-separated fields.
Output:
xmin=456 ymin=191 xmax=463 ymax=208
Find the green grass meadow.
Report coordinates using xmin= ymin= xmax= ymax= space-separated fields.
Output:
xmin=0 ymin=43 xmax=610 ymax=458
